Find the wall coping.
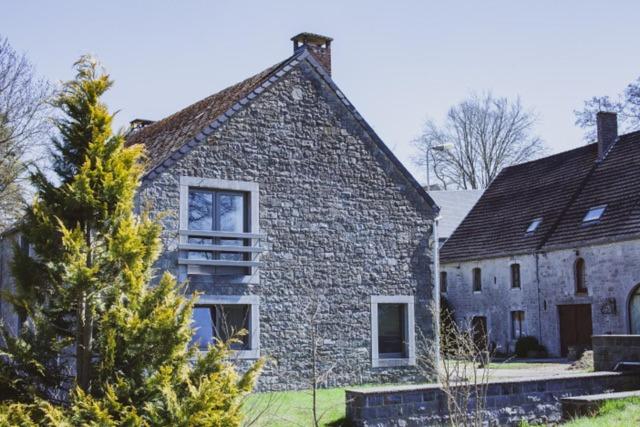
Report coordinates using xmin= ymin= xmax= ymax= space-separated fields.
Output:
xmin=593 ymin=334 xmax=640 ymax=338
xmin=345 ymin=371 xmax=628 ymax=395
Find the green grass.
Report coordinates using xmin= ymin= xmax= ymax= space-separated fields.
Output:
xmin=242 ymin=387 xmax=347 ymax=427
xmin=561 ymin=397 xmax=640 ymax=426
xmin=487 ymin=362 xmax=564 ymax=370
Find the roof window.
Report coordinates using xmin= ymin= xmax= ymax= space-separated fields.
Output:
xmin=583 ymin=205 xmax=606 ymax=223
xmin=526 ymin=218 xmax=542 ymax=234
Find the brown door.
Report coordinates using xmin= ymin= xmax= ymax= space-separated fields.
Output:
xmin=558 ymin=304 xmax=592 ymax=357
xmin=471 ymin=316 xmax=488 ymax=351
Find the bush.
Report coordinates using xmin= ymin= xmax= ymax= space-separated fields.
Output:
xmin=515 ymin=336 xmax=540 ymax=358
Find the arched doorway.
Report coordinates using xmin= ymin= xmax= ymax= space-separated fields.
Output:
xmin=629 ymin=285 xmax=640 ymax=334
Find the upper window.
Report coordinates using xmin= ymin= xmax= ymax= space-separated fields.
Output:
xmin=371 ymin=296 xmax=415 ymax=367
xmin=575 ymin=257 xmax=587 ymax=294
xmin=510 ymin=264 xmax=521 ymax=289
xmin=188 ymin=189 xmax=248 ymax=275
xmin=440 ymin=271 xmax=448 ymax=293
xmin=472 ymin=268 xmax=482 ymax=292
xmin=526 ymin=218 xmax=542 ymax=234
xmin=582 ymin=205 xmax=606 ymax=223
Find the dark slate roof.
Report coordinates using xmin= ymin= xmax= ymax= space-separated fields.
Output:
xmin=428 ymin=190 xmax=483 ymax=239
xmin=440 ymin=130 xmax=640 ymax=263
xmin=126 ymin=46 xmax=439 ymax=212
xmin=543 ymin=131 xmax=640 ymax=250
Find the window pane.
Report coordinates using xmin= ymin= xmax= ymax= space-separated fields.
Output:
xmin=215 ymin=305 xmax=250 ymax=349
xmin=188 ymin=237 xmax=214 ymax=260
xmin=378 ymin=304 xmax=405 ymax=358
xmin=440 ymin=272 xmax=448 ymax=293
xmin=192 ymin=307 xmax=214 ymax=349
xmin=189 ymin=191 xmax=213 ymax=230
xmin=583 ymin=206 xmax=606 ymax=222
xmin=218 ymin=193 xmax=245 ymax=232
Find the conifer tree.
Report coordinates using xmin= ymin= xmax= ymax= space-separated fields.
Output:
xmin=0 ymin=56 xmax=262 ymax=425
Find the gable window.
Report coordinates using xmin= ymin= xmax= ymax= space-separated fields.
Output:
xmin=371 ymin=296 xmax=415 ymax=367
xmin=178 ymin=177 xmax=262 ymax=282
xmin=472 ymin=268 xmax=482 ymax=292
xmin=191 ymin=295 xmax=260 ymax=359
xmin=188 ymin=189 xmax=248 ymax=275
xmin=510 ymin=264 xmax=521 ymax=289
xmin=582 ymin=205 xmax=606 ymax=223
xmin=526 ymin=218 xmax=542 ymax=234
xmin=440 ymin=271 xmax=448 ymax=293
xmin=575 ymin=257 xmax=587 ymax=294
xmin=511 ymin=311 xmax=525 ymax=339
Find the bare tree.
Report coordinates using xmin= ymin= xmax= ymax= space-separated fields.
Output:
xmin=413 ymin=93 xmax=543 ymax=190
xmin=417 ymin=303 xmax=491 ymax=427
xmin=575 ymin=76 xmax=640 ymax=140
xmin=0 ymin=35 xmax=52 ymax=231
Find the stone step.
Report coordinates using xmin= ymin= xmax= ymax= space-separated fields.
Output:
xmin=561 ymin=389 xmax=640 ymax=419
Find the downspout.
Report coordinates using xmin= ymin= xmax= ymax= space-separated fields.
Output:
xmin=535 ymin=251 xmax=543 ymax=343
xmin=433 ymin=215 xmax=441 ymax=371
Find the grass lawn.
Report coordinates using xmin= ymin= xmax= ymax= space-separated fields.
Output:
xmin=561 ymin=397 xmax=640 ymax=426
xmin=242 ymin=387 xmax=347 ymax=426
xmin=487 ymin=362 xmax=565 ymax=370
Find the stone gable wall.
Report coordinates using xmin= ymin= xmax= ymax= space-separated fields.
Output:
xmin=139 ymin=61 xmax=437 ymax=390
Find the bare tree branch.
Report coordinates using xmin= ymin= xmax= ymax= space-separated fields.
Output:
xmin=0 ymin=34 xmax=52 ymax=232
xmin=413 ymin=93 xmax=544 ymax=190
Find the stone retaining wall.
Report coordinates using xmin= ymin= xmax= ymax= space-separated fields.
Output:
xmin=346 ymin=372 xmax=640 ymax=426
xmin=593 ymin=335 xmax=640 ymax=371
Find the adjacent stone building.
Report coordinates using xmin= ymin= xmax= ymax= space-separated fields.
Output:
xmin=119 ymin=33 xmax=439 ymax=390
xmin=440 ymin=112 xmax=640 ymax=357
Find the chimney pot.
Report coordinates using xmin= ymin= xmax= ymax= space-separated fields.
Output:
xmin=291 ymin=32 xmax=333 ymax=75
xmin=596 ymin=111 xmax=618 ymax=160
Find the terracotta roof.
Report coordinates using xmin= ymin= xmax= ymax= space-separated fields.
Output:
xmin=126 ymin=55 xmax=295 ymax=171
xmin=440 ymin=130 xmax=640 ymax=263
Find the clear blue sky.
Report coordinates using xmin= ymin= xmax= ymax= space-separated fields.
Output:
xmin=4 ymin=0 xmax=639 ymax=183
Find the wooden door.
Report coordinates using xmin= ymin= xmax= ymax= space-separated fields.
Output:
xmin=471 ymin=316 xmax=488 ymax=351
xmin=558 ymin=304 xmax=593 ymax=357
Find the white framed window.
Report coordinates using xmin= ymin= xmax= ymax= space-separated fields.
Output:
xmin=370 ymin=296 xmax=415 ymax=368
xmin=178 ymin=177 xmax=262 ymax=283
xmin=192 ymin=295 xmax=260 ymax=359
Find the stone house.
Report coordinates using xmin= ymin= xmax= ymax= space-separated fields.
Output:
xmin=0 ymin=33 xmax=441 ymax=391
xmin=440 ymin=112 xmax=640 ymax=357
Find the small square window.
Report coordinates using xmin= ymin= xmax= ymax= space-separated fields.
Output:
xmin=191 ymin=296 xmax=260 ymax=359
xmin=583 ymin=205 xmax=606 ymax=223
xmin=526 ymin=218 xmax=542 ymax=233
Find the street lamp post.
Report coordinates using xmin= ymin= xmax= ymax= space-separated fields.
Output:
xmin=425 ymin=143 xmax=454 ymax=190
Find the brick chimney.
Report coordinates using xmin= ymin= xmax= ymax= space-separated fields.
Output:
xmin=596 ymin=111 xmax=618 ymax=160
xmin=292 ymin=32 xmax=333 ymax=75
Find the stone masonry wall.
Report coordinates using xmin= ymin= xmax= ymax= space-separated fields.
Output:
xmin=346 ymin=371 xmax=640 ymax=426
xmin=593 ymin=335 xmax=640 ymax=371
xmin=442 ymin=239 xmax=640 ymax=357
xmin=139 ymin=61 xmax=438 ymax=390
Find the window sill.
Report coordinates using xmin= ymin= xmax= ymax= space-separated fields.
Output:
xmin=511 ymin=287 xmax=522 ymax=291
xmin=372 ymin=357 xmax=415 ymax=368
xmin=199 ymin=348 xmax=260 ymax=360
xmin=473 ymin=291 xmax=482 ymax=294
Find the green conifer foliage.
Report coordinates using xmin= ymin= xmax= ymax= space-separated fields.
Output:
xmin=0 ymin=57 xmax=262 ymax=425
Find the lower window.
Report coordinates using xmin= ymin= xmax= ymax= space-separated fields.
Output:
xmin=191 ymin=295 xmax=260 ymax=359
xmin=371 ymin=296 xmax=415 ymax=367
xmin=511 ymin=310 xmax=525 ymax=339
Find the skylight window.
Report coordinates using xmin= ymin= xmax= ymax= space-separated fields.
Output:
xmin=526 ymin=218 xmax=542 ymax=234
xmin=583 ymin=205 xmax=606 ymax=223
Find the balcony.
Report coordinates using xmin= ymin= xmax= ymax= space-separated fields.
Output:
xmin=177 ymin=229 xmax=265 ymax=271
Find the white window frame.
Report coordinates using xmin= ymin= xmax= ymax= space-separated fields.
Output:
xmin=195 ymin=295 xmax=260 ymax=359
xmin=370 ymin=295 xmax=416 ymax=368
xmin=178 ymin=176 xmax=260 ymax=284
